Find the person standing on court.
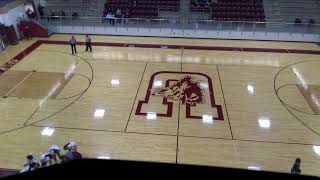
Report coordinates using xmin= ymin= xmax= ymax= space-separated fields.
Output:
xmin=69 ymin=36 xmax=77 ymax=55
xmin=85 ymin=35 xmax=92 ymax=52
xmin=291 ymin=157 xmax=302 ymax=175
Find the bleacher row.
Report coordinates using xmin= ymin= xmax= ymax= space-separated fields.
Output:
xmin=40 ymin=0 xmax=90 ymax=17
xmin=40 ymin=0 xmax=265 ymax=21
xmin=212 ymin=6 xmax=263 ymax=13
xmin=106 ymin=0 xmax=180 ymax=19
xmin=276 ymin=0 xmax=320 ymax=24
xmin=212 ymin=12 xmax=265 ymax=21
xmin=191 ymin=0 xmax=265 ymax=22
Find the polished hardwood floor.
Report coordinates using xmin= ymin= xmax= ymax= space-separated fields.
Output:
xmin=0 ymin=34 xmax=320 ymax=176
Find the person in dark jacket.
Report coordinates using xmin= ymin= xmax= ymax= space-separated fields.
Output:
xmin=62 ymin=141 xmax=83 ymax=162
xmin=291 ymin=157 xmax=302 ymax=175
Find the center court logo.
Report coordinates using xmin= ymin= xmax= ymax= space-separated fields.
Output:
xmin=135 ymin=71 xmax=224 ymax=120
xmin=152 ymin=76 xmax=205 ymax=105
xmin=0 ymin=59 xmax=19 ymax=74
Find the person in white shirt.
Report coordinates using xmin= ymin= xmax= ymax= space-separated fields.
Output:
xmin=106 ymin=12 xmax=115 ymax=26
xmin=24 ymin=153 xmax=36 ymax=167
xmin=85 ymin=35 xmax=92 ymax=52
xmin=69 ymin=36 xmax=77 ymax=54
xmin=20 ymin=153 xmax=40 ymax=173
xmin=116 ymin=8 xmax=122 ymax=24
xmin=40 ymin=154 xmax=51 ymax=167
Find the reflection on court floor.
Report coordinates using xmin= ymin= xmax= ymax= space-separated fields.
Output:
xmin=0 ymin=35 xmax=320 ymax=176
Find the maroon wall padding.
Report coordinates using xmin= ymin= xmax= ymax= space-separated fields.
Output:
xmin=19 ymin=20 xmax=49 ymax=37
xmin=4 ymin=25 xmax=18 ymax=45
xmin=0 ymin=168 xmax=19 ymax=178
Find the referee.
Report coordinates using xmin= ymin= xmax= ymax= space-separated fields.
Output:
xmin=85 ymin=35 xmax=92 ymax=52
xmin=69 ymin=36 xmax=77 ymax=55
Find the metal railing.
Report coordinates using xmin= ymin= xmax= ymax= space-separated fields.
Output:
xmin=158 ymin=5 xmax=180 ymax=11
xmin=190 ymin=6 xmax=212 ymax=14
xmin=37 ymin=16 xmax=320 ymax=35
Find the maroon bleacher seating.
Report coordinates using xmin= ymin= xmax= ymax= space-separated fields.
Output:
xmin=106 ymin=0 xmax=180 ymax=19
xmin=191 ymin=0 xmax=265 ymax=22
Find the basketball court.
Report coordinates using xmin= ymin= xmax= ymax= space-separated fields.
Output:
xmin=0 ymin=34 xmax=320 ymax=176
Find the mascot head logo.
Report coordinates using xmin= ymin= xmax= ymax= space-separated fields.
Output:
xmin=152 ymin=76 xmax=205 ymax=105
xmin=135 ymin=71 xmax=224 ymax=121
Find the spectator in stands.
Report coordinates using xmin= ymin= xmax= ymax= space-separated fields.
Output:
xmin=20 ymin=153 xmax=40 ymax=173
xmin=24 ymin=25 xmax=31 ymax=40
xmin=133 ymin=0 xmax=137 ymax=7
xmin=85 ymin=35 xmax=92 ymax=52
xmin=19 ymin=24 xmax=25 ymax=39
xmin=50 ymin=11 xmax=56 ymax=21
xmin=64 ymin=142 xmax=74 ymax=158
xmin=38 ymin=4 xmax=44 ymax=18
xmin=69 ymin=36 xmax=77 ymax=55
xmin=20 ymin=161 xmax=40 ymax=173
xmin=49 ymin=145 xmax=61 ymax=163
xmin=71 ymin=143 xmax=83 ymax=160
xmin=58 ymin=141 xmax=72 ymax=163
xmin=124 ymin=8 xmax=131 ymax=24
xmin=116 ymin=8 xmax=122 ymax=24
xmin=195 ymin=0 xmax=200 ymax=7
xmin=60 ymin=10 xmax=66 ymax=18
xmin=64 ymin=141 xmax=83 ymax=161
xmin=200 ymin=0 xmax=206 ymax=6
xmin=205 ymin=0 xmax=211 ymax=7
xmin=102 ymin=8 xmax=108 ymax=23
xmin=308 ymin=19 xmax=315 ymax=27
xmin=291 ymin=158 xmax=302 ymax=175
xmin=116 ymin=8 xmax=122 ymax=16
xmin=121 ymin=10 xmax=125 ymax=24
xmin=308 ymin=19 xmax=316 ymax=32
xmin=26 ymin=8 xmax=35 ymax=19
xmin=72 ymin=12 xmax=78 ymax=20
xmin=294 ymin=18 xmax=302 ymax=24
xmin=26 ymin=8 xmax=31 ymax=17
xmin=104 ymin=1 xmax=108 ymax=10
xmin=192 ymin=0 xmax=200 ymax=7
xmin=40 ymin=148 xmax=62 ymax=167
xmin=40 ymin=154 xmax=52 ymax=167
xmin=106 ymin=11 xmax=115 ymax=26
xmin=24 ymin=153 xmax=36 ymax=167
